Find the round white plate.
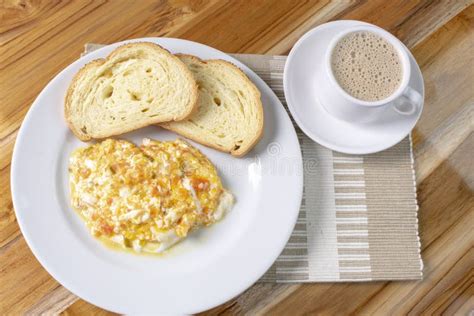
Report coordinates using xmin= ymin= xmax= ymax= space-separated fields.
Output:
xmin=11 ymin=38 xmax=303 ymax=314
xmin=284 ymin=20 xmax=424 ymax=154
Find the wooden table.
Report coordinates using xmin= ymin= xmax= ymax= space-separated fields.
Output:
xmin=1 ymin=1 xmax=473 ymax=314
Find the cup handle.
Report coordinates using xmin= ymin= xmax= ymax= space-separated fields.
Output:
xmin=392 ymin=86 xmax=422 ymax=116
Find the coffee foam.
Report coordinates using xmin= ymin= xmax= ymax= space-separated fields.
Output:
xmin=331 ymin=31 xmax=402 ymax=102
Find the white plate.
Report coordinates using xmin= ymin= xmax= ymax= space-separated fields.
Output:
xmin=11 ymin=38 xmax=303 ymax=314
xmin=284 ymin=20 xmax=424 ymax=154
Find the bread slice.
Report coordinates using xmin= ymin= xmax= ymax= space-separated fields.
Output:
xmin=65 ymin=43 xmax=198 ymax=141
xmin=160 ymin=54 xmax=264 ymax=157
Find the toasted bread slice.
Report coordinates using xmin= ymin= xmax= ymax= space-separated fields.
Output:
xmin=65 ymin=43 xmax=198 ymax=141
xmin=160 ymin=54 xmax=264 ymax=157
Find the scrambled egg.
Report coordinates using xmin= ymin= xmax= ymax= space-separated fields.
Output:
xmin=69 ymin=138 xmax=233 ymax=254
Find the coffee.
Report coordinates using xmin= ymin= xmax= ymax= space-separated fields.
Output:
xmin=331 ymin=31 xmax=402 ymax=102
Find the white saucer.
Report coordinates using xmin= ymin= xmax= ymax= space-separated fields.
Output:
xmin=284 ymin=20 xmax=424 ymax=154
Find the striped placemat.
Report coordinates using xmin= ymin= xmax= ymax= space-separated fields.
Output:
xmin=83 ymin=44 xmax=423 ymax=282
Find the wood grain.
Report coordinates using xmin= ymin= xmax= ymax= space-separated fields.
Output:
xmin=0 ymin=0 xmax=473 ymax=314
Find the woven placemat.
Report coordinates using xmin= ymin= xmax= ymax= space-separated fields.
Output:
xmin=83 ymin=44 xmax=423 ymax=282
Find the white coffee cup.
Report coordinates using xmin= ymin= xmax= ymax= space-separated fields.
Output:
xmin=318 ymin=25 xmax=422 ymax=123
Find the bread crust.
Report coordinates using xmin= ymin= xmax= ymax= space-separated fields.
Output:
xmin=65 ymin=42 xmax=198 ymax=141
xmin=161 ymin=54 xmax=264 ymax=157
